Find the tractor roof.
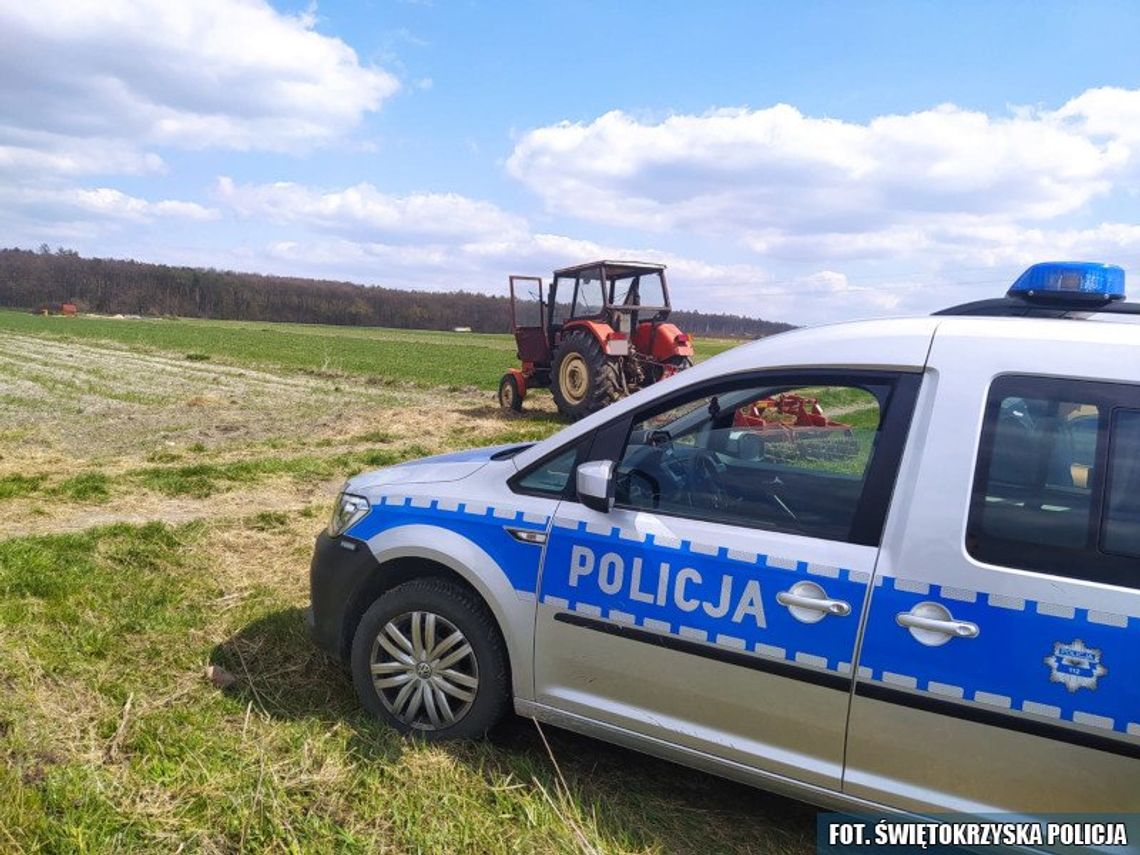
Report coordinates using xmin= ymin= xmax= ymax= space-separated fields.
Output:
xmin=553 ymin=260 xmax=666 ymax=279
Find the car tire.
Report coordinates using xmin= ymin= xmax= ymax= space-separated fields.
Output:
xmin=351 ymin=578 xmax=510 ymax=740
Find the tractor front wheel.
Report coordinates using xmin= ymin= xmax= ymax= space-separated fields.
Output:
xmin=551 ymin=331 xmax=619 ymax=421
xmin=498 ymin=373 xmax=523 ymax=412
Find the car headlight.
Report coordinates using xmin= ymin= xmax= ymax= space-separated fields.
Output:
xmin=328 ymin=492 xmax=370 ymax=537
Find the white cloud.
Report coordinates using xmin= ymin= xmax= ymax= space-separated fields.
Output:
xmin=69 ymin=189 xmax=220 ymax=222
xmin=244 ymin=223 xmax=904 ymax=324
xmin=506 ymin=93 xmax=1140 ymax=266
xmin=209 ymin=174 xmax=1134 ymax=323
xmin=216 ymin=178 xmax=529 ymax=242
xmin=0 ymin=184 xmax=222 ymax=250
xmin=0 ymin=0 xmax=398 ymax=176
xmin=0 ymin=0 xmax=400 ymax=256
xmin=0 ymin=185 xmax=219 ymax=225
xmin=1053 ymin=87 xmax=1140 ymax=144
xmin=250 ymin=228 xmax=777 ymax=301
xmin=0 ymin=130 xmax=165 ymax=179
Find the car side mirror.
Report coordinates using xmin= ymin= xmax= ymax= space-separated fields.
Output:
xmin=576 ymin=460 xmax=615 ymax=513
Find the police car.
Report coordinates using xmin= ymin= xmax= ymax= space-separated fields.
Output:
xmin=308 ymin=261 xmax=1139 ymax=819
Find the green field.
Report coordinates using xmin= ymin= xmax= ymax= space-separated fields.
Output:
xmin=0 ymin=315 xmax=814 ymax=854
xmin=0 ymin=311 xmax=740 ymax=391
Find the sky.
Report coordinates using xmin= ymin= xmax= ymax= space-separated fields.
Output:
xmin=4 ymin=0 xmax=1140 ymax=325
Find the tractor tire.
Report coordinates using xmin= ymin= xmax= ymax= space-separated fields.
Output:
xmin=551 ymin=331 xmax=620 ymax=421
xmin=498 ymin=373 xmax=523 ymax=412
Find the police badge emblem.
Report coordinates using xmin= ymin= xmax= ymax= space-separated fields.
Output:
xmin=1044 ymin=639 xmax=1107 ymax=692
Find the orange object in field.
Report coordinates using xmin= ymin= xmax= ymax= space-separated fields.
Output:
xmin=734 ymin=393 xmax=836 ymax=430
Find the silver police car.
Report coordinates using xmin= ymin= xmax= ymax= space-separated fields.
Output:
xmin=309 ymin=262 xmax=1139 ymax=820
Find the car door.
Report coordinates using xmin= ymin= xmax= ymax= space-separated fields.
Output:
xmin=846 ymin=329 xmax=1140 ymax=815
xmin=532 ymin=370 xmax=920 ymax=789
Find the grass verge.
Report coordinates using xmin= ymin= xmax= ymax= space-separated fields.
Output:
xmin=0 ymin=521 xmax=814 ymax=853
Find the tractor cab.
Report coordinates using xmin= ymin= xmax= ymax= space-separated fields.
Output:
xmin=502 ymin=260 xmax=694 ymax=421
xmin=547 ymin=261 xmax=671 ymax=336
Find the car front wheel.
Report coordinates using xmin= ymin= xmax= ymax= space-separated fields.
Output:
xmin=350 ymin=578 xmax=510 ymax=740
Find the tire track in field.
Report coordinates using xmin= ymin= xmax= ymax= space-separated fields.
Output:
xmin=0 ymin=330 xmax=561 ymax=538
xmin=0 ymin=333 xmax=335 ymax=399
xmin=0 ymin=332 xmax=409 ymax=455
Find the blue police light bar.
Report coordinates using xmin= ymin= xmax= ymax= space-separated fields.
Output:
xmin=1008 ymin=261 xmax=1125 ymax=302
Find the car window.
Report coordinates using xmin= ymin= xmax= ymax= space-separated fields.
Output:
xmin=1102 ymin=409 xmax=1140 ymax=559
xmin=974 ymin=392 xmax=1101 ymax=551
xmin=613 ymin=383 xmax=884 ymax=542
xmin=967 ymin=375 xmax=1140 ymax=588
xmin=514 ymin=444 xmax=581 ymax=496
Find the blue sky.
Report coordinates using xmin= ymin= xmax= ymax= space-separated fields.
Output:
xmin=4 ymin=0 xmax=1140 ymax=323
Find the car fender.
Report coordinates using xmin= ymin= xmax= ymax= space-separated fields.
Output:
xmin=364 ymin=523 xmax=537 ymax=701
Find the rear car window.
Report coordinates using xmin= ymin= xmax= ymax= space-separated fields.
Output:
xmin=967 ymin=375 xmax=1140 ymax=588
xmin=1103 ymin=410 xmax=1140 ymax=559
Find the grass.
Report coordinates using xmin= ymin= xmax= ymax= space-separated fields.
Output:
xmin=53 ymin=472 xmax=112 ymax=502
xmin=0 ymin=522 xmax=814 ymax=853
xmin=0 ymin=310 xmax=815 ymax=852
xmin=129 ymin=451 xmax=410 ymax=499
xmin=0 ymin=474 xmax=44 ymax=500
xmin=0 ymin=433 xmax=563 ymax=509
xmin=0 ymin=310 xmax=741 ymax=392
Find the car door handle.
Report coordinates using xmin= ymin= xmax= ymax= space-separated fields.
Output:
xmin=775 ymin=581 xmax=852 ymax=623
xmin=896 ymin=612 xmax=979 ymax=639
xmin=776 ymin=591 xmax=851 ymax=616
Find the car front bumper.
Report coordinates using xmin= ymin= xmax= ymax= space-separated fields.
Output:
xmin=308 ymin=530 xmax=381 ymax=663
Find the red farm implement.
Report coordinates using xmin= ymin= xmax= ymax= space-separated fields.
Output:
xmin=733 ymin=393 xmax=860 ymax=461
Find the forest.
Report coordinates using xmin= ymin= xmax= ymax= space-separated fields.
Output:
xmin=0 ymin=246 xmax=793 ymax=338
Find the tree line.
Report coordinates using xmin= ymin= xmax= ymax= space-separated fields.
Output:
xmin=0 ymin=246 xmax=794 ymax=338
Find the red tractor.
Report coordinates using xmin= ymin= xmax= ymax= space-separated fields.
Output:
xmin=499 ymin=260 xmax=694 ymax=420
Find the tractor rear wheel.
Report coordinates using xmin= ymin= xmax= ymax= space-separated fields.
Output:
xmin=551 ymin=331 xmax=619 ymax=421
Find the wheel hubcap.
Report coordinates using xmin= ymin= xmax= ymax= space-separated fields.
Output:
xmin=370 ymin=611 xmax=479 ymax=730
xmin=560 ymin=354 xmax=589 ymax=402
